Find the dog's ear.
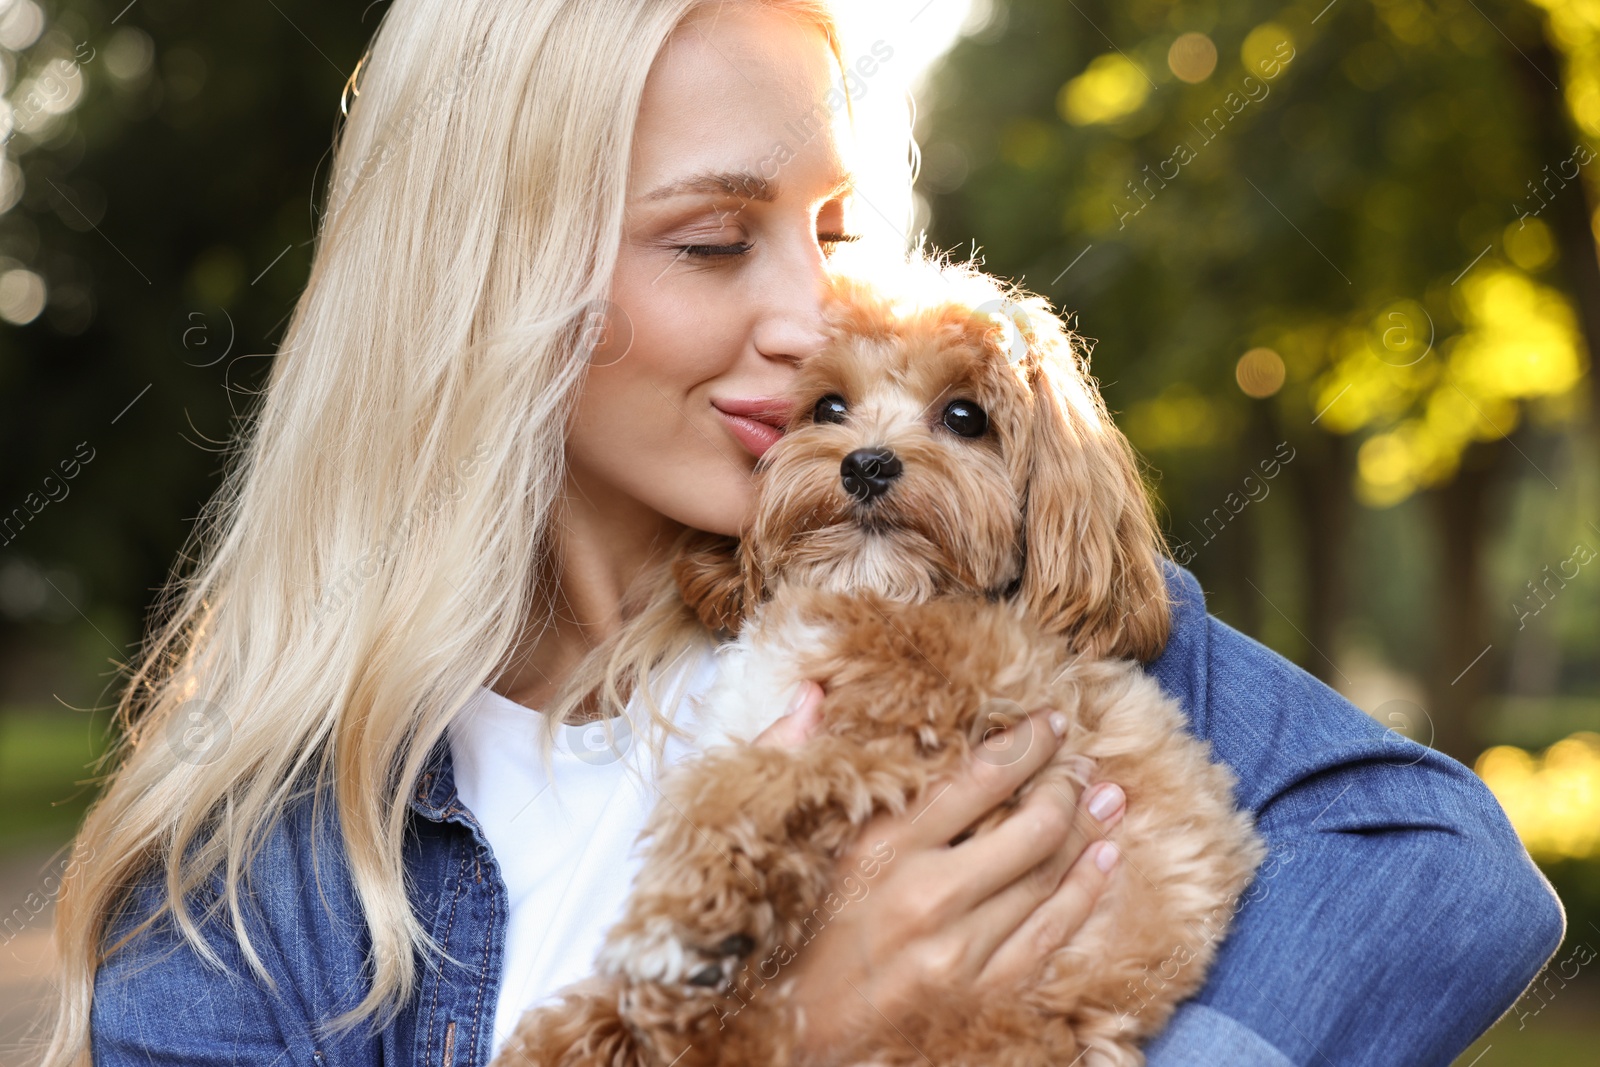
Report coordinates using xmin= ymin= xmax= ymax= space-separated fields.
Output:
xmin=672 ymin=531 xmax=751 ymax=636
xmin=1014 ymin=304 xmax=1173 ymax=661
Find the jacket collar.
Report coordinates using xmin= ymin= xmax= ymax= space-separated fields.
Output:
xmin=407 ymin=735 xmax=464 ymax=824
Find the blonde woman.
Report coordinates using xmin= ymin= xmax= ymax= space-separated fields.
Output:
xmin=45 ymin=1 xmax=1561 ymax=1065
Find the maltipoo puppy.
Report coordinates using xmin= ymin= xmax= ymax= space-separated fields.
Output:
xmin=496 ymin=258 xmax=1266 ymax=1067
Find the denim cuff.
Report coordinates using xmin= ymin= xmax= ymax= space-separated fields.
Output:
xmin=1143 ymin=1003 xmax=1295 ymax=1066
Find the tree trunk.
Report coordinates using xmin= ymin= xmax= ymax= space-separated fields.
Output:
xmin=1280 ymin=424 xmax=1351 ymax=686
xmin=1217 ymin=400 xmax=1280 ymax=642
xmin=1421 ymin=435 xmax=1521 ymax=764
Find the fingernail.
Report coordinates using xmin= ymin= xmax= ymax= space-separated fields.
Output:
xmin=784 ymin=682 xmax=809 ymax=716
xmin=1048 ymin=712 xmax=1068 ymax=737
xmin=1086 ymin=783 xmax=1123 ymax=822
xmin=1095 ymin=841 xmax=1120 ymax=872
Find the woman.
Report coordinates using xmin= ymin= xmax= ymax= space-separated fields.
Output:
xmin=47 ymin=1 xmax=1562 ymax=1065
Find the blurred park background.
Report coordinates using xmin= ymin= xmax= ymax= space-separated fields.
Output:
xmin=0 ymin=0 xmax=1596 ymax=1062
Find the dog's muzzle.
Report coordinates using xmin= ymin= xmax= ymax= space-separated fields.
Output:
xmin=840 ymin=447 xmax=902 ymax=503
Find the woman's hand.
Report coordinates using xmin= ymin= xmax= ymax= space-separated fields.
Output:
xmin=751 ymin=682 xmax=1127 ymax=1067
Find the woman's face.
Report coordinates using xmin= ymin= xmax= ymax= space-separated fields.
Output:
xmin=566 ymin=4 xmax=857 ymax=540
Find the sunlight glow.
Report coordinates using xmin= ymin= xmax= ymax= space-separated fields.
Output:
xmin=1478 ymin=732 xmax=1600 ymax=860
xmin=824 ymin=0 xmax=976 ymax=251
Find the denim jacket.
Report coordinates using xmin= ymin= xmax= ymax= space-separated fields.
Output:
xmin=91 ymin=562 xmax=1565 ymax=1066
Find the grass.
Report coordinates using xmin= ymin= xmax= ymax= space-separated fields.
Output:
xmin=1448 ymin=934 xmax=1600 ymax=1066
xmin=0 ymin=707 xmax=110 ymax=853
xmin=1454 ymin=1014 xmax=1600 ymax=1066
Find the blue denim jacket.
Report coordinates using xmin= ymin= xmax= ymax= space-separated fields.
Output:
xmin=91 ymin=562 xmax=1565 ymax=1066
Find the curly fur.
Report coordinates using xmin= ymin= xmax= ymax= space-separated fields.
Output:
xmin=494 ymin=259 xmax=1267 ymax=1067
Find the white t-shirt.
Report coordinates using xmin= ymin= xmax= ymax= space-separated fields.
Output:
xmin=447 ymin=645 xmax=724 ymax=1060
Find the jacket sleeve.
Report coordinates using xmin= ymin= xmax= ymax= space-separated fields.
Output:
xmin=1140 ymin=563 xmax=1566 ymax=1067
xmin=92 ymin=873 xmax=301 ymax=1065
xmin=91 ymin=795 xmax=377 ymax=1066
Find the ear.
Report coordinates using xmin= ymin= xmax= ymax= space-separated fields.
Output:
xmin=671 ymin=531 xmax=751 ymax=636
xmin=1015 ymin=311 xmax=1173 ymax=661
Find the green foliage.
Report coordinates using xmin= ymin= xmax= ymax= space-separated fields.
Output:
xmin=0 ymin=0 xmax=371 ymax=709
xmin=920 ymin=0 xmax=1588 ymax=504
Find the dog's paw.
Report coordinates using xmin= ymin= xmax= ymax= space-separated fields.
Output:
xmin=597 ymin=919 xmax=757 ymax=994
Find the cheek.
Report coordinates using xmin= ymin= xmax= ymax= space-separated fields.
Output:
xmin=905 ymin=444 xmax=1020 ymax=554
xmin=561 ymin=257 xmax=760 ymax=536
xmin=589 ymin=272 xmax=714 ymax=403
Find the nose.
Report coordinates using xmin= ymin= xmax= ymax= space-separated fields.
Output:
xmin=840 ymin=447 xmax=902 ymax=503
xmin=750 ymin=234 xmax=830 ymax=365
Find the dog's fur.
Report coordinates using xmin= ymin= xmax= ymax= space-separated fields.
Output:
xmin=495 ymin=261 xmax=1266 ymax=1067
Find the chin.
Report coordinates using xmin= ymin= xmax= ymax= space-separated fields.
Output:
xmin=661 ymin=475 xmax=756 ymax=541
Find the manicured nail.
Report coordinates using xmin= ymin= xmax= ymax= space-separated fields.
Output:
xmin=1087 ymin=783 xmax=1124 ymax=822
xmin=1095 ymin=841 xmax=1120 ymax=872
xmin=1048 ymin=712 xmax=1068 ymax=737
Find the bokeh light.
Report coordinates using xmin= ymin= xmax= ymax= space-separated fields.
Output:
xmin=0 ymin=266 xmax=46 ymax=323
xmin=1058 ymin=54 xmax=1150 ymax=126
xmin=1168 ymin=32 xmax=1217 ymax=84
xmin=1241 ymin=22 xmax=1295 ymax=72
xmin=0 ymin=0 xmax=43 ymax=52
xmin=1236 ymin=347 xmax=1286 ymax=398
xmin=1503 ymin=218 xmax=1557 ymax=272
xmin=1124 ymin=384 xmax=1231 ymax=451
xmin=1477 ymin=732 xmax=1600 ymax=860
xmin=103 ymin=26 xmax=154 ymax=82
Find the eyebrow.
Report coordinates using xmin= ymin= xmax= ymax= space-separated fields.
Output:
xmin=640 ymin=169 xmax=855 ymax=205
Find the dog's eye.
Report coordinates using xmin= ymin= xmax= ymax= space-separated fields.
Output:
xmin=941 ymin=399 xmax=988 ymax=438
xmin=813 ymin=395 xmax=849 ymax=425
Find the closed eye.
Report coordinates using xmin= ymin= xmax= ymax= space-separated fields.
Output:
xmin=678 ymin=231 xmax=859 ymax=259
xmin=678 ymin=242 xmax=753 ymax=258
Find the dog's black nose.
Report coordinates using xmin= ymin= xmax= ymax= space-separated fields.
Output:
xmin=840 ymin=447 xmax=902 ymax=503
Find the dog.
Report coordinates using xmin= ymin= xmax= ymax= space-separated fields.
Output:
xmin=495 ymin=258 xmax=1266 ymax=1067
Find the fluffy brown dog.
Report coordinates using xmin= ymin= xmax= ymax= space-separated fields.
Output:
xmin=495 ymin=259 xmax=1266 ymax=1067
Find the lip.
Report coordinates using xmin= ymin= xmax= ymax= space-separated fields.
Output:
xmin=712 ymin=397 xmax=790 ymax=459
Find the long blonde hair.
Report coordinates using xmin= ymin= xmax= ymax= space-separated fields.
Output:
xmin=42 ymin=1 xmax=851 ymax=1062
